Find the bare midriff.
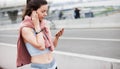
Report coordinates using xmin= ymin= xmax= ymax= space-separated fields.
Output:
xmin=31 ymin=52 xmax=53 ymax=64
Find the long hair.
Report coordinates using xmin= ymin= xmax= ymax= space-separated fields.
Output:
xmin=22 ymin=0 xmax=47 ymax=20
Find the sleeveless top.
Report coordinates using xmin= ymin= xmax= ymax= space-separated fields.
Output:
xmin=25 ymin=29 xmax=51 ymax=56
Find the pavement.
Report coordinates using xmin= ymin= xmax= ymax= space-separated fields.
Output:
xmin=0 ymin=43 xmax=120 ymax=69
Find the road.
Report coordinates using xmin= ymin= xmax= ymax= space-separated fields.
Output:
xmin=0 ymin=28 xmax=120 ymax=59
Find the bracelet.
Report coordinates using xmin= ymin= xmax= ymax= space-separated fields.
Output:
xmin=35 ymin=29 xmax=43 ymax=34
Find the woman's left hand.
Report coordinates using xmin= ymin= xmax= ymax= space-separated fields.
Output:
xmin=55 ymin=28 xmax=64 ymax=39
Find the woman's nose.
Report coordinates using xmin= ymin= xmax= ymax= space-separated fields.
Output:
xmin=44 ymin=12 xmax=47 ymax=16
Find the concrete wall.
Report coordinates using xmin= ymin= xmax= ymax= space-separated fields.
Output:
xmin=51 ymin=13 xmax=120 ymax=29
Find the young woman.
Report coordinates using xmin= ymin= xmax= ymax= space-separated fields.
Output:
xmin=17 ymin=0 xmax=64 ymax=69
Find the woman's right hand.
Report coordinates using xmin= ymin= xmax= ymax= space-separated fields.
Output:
xmin=31 ymin=11 xmax=41 ymax=32
xmin=31 ymin=11 xmax=40 ymax=27
xmin=31 ymin=11 xmax=45 ymax=50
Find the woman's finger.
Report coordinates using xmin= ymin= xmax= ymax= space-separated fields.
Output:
xmin=55 ymin=28 xmax=64 ymax=37
xmin=60 ymin=28 xmax=64 ymax=36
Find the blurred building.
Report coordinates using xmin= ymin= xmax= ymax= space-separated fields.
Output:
xmin=0 ymin=0 xmax=120 ymax=24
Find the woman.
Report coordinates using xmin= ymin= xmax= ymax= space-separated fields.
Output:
xmin=17 ymin=0 xmax=64 ymax=69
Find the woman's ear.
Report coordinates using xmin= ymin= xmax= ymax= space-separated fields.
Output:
xmin=36 ymin=10 xmax=39 ymax=14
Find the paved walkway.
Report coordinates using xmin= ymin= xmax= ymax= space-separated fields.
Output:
xmin=0 ymin=42 xmax=120 ymax=69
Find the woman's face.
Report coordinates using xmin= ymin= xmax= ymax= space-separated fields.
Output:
xmin=36 ymin=4 xmax=48 ymax=21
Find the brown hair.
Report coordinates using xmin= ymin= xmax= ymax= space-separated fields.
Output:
xmin=22 ymin=0 xmax=47 ymax=20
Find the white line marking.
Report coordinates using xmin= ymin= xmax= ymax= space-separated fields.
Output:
xmin=0 ymin=42 xmax=16 ymax=47
xmin=0 ymin=42 xmax=120 ymax=63
xmin=60 ymin=37 xmax=120 ymax=41
xmin=0 ymin=34 xmax=120 ymax=41
xmin=54 ymin=50 xmax=120 ymax=63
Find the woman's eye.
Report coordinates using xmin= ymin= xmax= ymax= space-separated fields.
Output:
xmin=41 ymin=10 xmax=45 ymax=13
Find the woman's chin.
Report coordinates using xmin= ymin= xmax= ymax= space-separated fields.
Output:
xmin=39 ymin=18 xmax=44 ymax=21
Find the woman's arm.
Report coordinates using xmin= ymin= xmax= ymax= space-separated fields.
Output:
xmin=22 ymin=27 xmax=45 ymax=50
xmin=53 ymin=36 xmax=59 ymax=48
xmin=53 ymin=28 xmax=64 ymax=47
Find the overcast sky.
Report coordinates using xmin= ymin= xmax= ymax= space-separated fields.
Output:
xmin=47 ymin=0 xmax=80 ymax=3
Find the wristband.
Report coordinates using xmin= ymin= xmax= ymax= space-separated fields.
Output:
xmin=35 ymin=29 xmax=43 ymax=34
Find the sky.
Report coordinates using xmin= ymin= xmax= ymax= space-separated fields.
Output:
xmin=1 ymin=0 xmax=120 ymax=8
xmin=47 ymin=0 xmax=80 ymax=3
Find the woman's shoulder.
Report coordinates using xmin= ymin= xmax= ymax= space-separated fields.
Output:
xmin=21 ymin=26 xmax=33 ymax=33
xmin=19 ymin=20 xmax=34 ymax=29
xmin=19 ymin=21 xmax=34 ymax=33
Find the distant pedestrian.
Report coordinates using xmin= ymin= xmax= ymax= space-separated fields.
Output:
xmin=59 ymin=10 xmax=63 ymax=20
xmin=16 ymin=0 xmax=64 ymax=69
xmin=74 ymin=8 xmax=81 ymax=19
